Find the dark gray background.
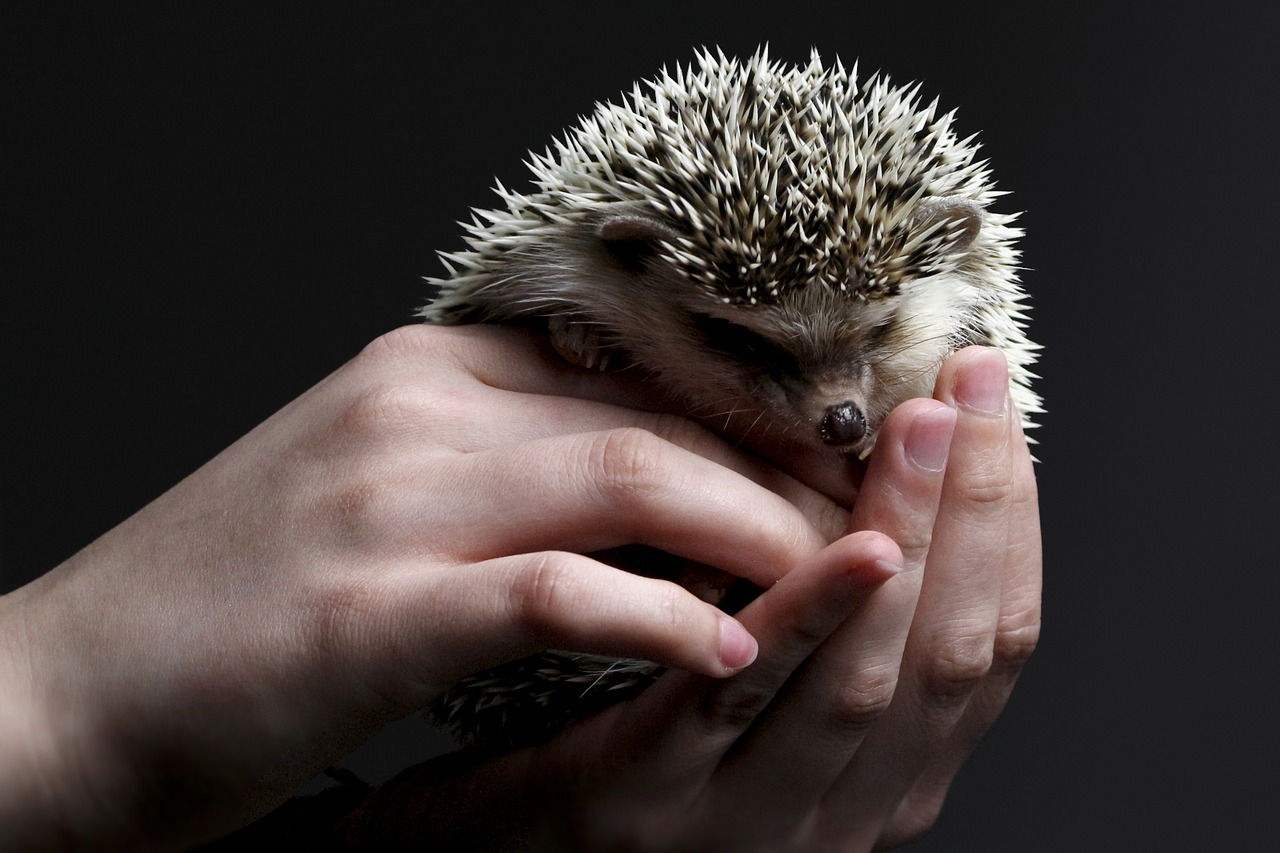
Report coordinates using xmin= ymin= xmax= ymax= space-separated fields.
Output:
xmin=4 ymin=4 xmax=1276 ymax=850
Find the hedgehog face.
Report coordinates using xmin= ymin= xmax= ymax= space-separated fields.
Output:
xmin=586 ymin=203 xmax=991 ymax=457
xmin=509 ymin=208 xmax=982 ymax=471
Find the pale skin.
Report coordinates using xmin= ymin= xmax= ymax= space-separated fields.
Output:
xmin=0 ymin=325 xmax=1041 ymax=850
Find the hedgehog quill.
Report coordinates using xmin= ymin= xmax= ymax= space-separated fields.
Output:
xmin=421 ymin=47 xmax=1041 ymax=751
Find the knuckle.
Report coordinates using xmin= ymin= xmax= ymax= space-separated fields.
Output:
xmin=355 ymin=325 xmax=439 ymax=366
xmin=587 ymin=428 xmax=672 ymax=505
xmin=653 ymin=581 xmax=686 ymax=632
xmin=954 ymin=463 xmax=1016 ymax=509
xmin=509 ymin=553 xmax=579 ymax=640
xmin=696 ymin=682 xmax=774 ymax=731
xmin=992 ymin=608 xmax=1042 ymax=671
xmin=918 ymin=628 xmax=994 ymax=701
xmin=825 ymin=667 xmax=899 ymax=732
xmin=890 ymin=527 xmax=935 ymax=567
xmin=335 ymin=382 xmax=435 ymax=440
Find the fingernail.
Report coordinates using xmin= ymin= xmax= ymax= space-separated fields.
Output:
xmin=718 ymin=616 xmax=759 ymax=671
xmin=954 ymin=352 xmax=1009 ymax=415
xmin=904 ymin=406 xmax=957 ymax=473
xmin=873 ymin=559 xmax=905 ymax=577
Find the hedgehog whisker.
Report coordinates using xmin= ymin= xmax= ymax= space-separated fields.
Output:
xmin=580 ymin=658 xmax=631 ymax=699
xmin=741 ymin=409 xmax=771 ymax=444
xmin=681 ymin=395 xmax=756 ymax=423
xmin=866 ymin=332 xmax=954 ymax=367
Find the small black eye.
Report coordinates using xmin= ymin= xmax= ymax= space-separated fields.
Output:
xmin=691 ymin=314 xmax=802 ymax=379
xmin=865 ymin=317 xmax=894 ymax=345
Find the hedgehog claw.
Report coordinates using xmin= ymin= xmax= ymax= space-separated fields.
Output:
xmin=549 ymin=314 xmax=612 ymax=371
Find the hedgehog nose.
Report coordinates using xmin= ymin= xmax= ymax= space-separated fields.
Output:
xmin=819 ymin=401 xmax=867 ymax=446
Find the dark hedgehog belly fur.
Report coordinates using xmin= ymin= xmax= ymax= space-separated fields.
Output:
xmin=429 ymin=653 xmax=665 ymax=753
xmin=430 ymin=569 xmax=763 ymax=752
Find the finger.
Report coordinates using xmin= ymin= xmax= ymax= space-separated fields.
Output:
xmin=328 ymin=325 xmax=670 ymax=452
xmin=810 ymin=346 xmax=1017 ymax=847
xmin=358 ymin=324 xmax=674 ymax=412
xmin=312 ymin=549 xmax=763 ymax=709
xmin=336 ymin=325 xmax=848 ymax=540
xmin=422 ymin=428 xmax=836 ymax=588
xmin=691 ymin=403 xmax=955 ymax=844
xmin=881 ymin=396 xmax=1043 ymax=847
xmin=578 ymin=530 xmax=903 ymax=804
xmin=451 ymin=400 xmax=848 ymax=540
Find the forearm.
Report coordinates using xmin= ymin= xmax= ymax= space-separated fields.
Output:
xmin=0 ymin=538 xmax=382 ymax=851
xmin=0 ymin=579 xmax=87 ymax=849
xmin=0 ymin=551 xmax=250 ymax=851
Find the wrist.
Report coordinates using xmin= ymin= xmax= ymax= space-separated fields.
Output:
xmin=0 ymin=580 xmax=77 ymax=847
xmin=0 ymin=566 xmax=157 ymax=850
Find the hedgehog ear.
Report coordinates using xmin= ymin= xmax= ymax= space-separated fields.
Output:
xmin=598 ymin=214 xmax=682 ymax=269
xmin=908 ymin=197 xmax=983 ymax=256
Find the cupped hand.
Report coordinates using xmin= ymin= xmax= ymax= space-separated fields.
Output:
xmin=337 ymin=346 xmax=1042 ymax=852
xmin=0 ymin=325 xmax=853 ymax=849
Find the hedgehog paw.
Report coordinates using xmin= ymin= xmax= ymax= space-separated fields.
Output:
xmin=548 ymin=315 xmax=613 ymax=371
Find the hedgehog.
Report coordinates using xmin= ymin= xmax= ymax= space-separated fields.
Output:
xmin=419 ymin=47 xmax=1041 ymax=752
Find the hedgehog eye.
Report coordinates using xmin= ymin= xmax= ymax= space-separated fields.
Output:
xmin=865 ymin=317 xmax=895 ymax=345
xmin=691 ymin=313 xmax=802 ymax=378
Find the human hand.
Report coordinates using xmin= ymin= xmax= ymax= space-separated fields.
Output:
xmin=0 ymin=325 xmax=857 ymax=849
xmin=334 ymin=346 xmax=1042 ymax=851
